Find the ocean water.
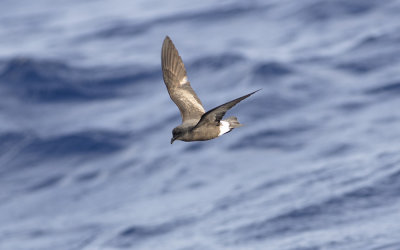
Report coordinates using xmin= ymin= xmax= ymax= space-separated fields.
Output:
xmin=1 ymin=0 xmax=400 ymax=249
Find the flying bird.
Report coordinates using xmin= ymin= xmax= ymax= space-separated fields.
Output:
xmin=161 ymin=36 xmax=259 ymax=144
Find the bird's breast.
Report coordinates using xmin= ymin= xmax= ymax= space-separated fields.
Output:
xmin=183 ymin=125 xmax=219 ymax=141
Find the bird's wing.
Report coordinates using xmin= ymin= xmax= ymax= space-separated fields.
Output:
xmin=162 ymin=36 xmax=205 ymax=124
xmin=194 ymin=90 xmax=260 ymax=128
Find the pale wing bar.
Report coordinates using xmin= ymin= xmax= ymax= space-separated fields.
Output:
xmin=161 ymin=36 xmax=205 ymax=123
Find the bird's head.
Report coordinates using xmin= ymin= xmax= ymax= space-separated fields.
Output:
xmin=171 ymin=127 xmax=184 ymax=144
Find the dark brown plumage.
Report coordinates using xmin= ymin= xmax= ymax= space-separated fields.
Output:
xmin=161 ymin=36 xmax=259 ymax=144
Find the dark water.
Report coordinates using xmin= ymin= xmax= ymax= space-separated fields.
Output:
xmin=1 ymin=0 xmax=400 ymax=249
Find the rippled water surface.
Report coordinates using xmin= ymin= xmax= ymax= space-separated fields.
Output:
xmin=1 ymin=0 xmax=400 ymax=249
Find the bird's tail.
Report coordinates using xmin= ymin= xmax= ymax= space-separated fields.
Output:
xmin=225 ymin=116 xmax=243 ymax=129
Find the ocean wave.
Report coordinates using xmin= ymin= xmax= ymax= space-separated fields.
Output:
xmin=107 ymin=217 xmax=195 ymax=248
xmin=252 ymin=62 xmax=293 ymax=79
xmin=28 ymin=174 xmax=64 ymax=192
xmin=350 ymin=31 xmax=400 ymax=52
xmin=231 ymin=123 xmax=314 ymax=150
xmin=365 ymin=80 xmax=400 ymax=96
xmin=225 ymin=161 xmax=400 ymax=244
xmin=21 ymin=130 xmax=130 ymax=156
xmin=295 ymin=0 xmax=380 ymax=22
xmin=189 ymin=53 xmax=245 ymax=70
xmin=84 ymin=3 xmax=270 ymax=40
xmin=0 ymin=57 xmax=158 ymax=102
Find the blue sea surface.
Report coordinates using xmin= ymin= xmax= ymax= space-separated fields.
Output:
xmin=1 ymin=0 xmax=400 ymax=249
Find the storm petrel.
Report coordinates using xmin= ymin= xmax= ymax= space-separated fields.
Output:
xmin=161 ymin=36 xmax=259 ymax=144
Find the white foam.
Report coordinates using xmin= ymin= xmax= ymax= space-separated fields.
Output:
xmin=218 ymin=121 xmax=230 ymax=136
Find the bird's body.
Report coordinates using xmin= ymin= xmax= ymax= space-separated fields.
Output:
xmin=172 ymin=116 xmax=237 ymax=142
xmin=174 ymin=123 xmax=219 ymax=142
xmin=161 ymin=36 xmax=258 ymax=143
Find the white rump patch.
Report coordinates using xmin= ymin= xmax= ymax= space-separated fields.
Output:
xmin=180 ymin=76 xmax=188 ymax=85
xmin=218 ymin=121 xmax=231 ymax=136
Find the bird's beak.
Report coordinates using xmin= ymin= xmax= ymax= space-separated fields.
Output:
xmin=171 ymin=137 xmax=176 ymax=144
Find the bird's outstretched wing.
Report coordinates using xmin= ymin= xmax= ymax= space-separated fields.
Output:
xmin=162 ymin=36 xmax=205 ymax=124
xmin=194 ymin=90 xmax=260 ymax=129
